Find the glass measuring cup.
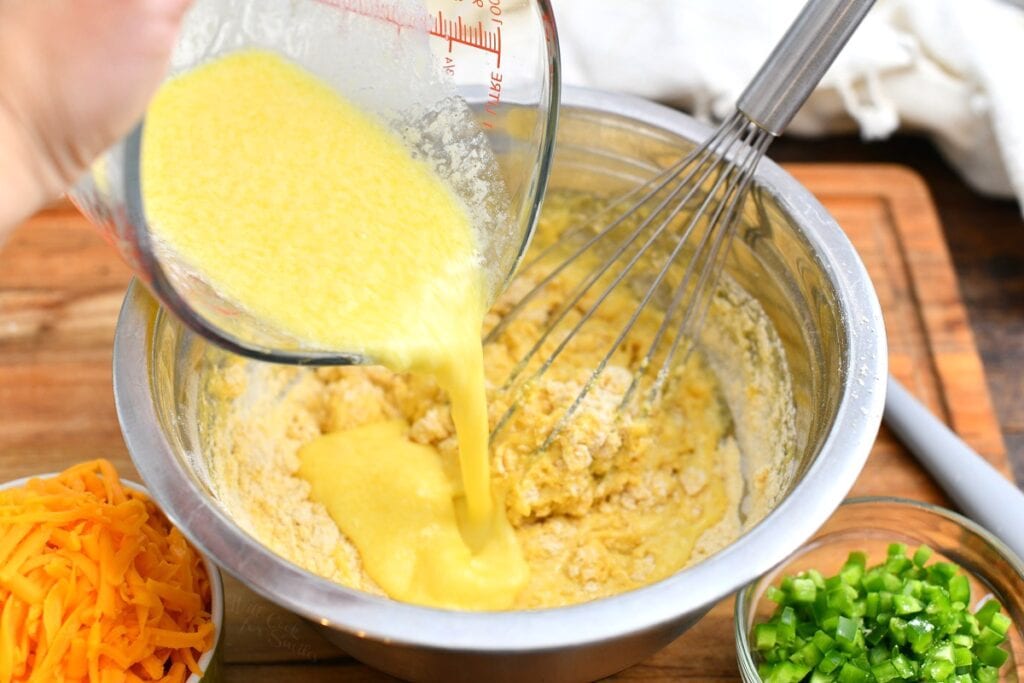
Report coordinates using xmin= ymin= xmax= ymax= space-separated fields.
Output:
xmin=70 ymin=0 xmax=560 ymax=365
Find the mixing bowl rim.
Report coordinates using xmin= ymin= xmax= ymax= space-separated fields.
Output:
xmin=113 ymin=85 xmax=887 ymax=653
xmin=733 ymin=496 xmax=1024 ymax=678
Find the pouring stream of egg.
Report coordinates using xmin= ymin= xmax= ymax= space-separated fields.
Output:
xmin=142 ymin=50 xmax=527 ymax=609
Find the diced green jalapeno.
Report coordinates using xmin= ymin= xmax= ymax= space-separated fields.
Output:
xmin=913 ymin=545 xmax=933 ymax=567
xmin=750 ymin=545 xmax=1012 ymax=683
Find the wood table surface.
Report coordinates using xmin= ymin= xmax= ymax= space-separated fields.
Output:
xmin=0 ymin=154 xmax=1020 ymax=682
xmin=774 ymin=136 xmax=1024 ymax=484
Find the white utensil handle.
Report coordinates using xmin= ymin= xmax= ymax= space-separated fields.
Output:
xmin=884 ymin=375 xmax=1024 ymax=562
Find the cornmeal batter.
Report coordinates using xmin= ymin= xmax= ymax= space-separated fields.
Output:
xmin=203 ymin=192 xmax=796 ymax=610
xmin=143 ymin=50 xmax=523 ymax=609
xmin=143 ymin=48 xmax=795 ymax=611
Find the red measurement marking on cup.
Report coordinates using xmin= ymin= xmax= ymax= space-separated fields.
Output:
xmin=430 ymin=11 xmax=502 ymax=68
xmin=312 ymin=0 xmax=431 ymax=31
xmin=311 ymin=0 xmax=502 ymax=67
xmin=310 ymin=0 xmax=504 ymax=126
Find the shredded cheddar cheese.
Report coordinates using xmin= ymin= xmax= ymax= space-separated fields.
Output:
xmin=0 ymin=460 xmax=214 ymax=683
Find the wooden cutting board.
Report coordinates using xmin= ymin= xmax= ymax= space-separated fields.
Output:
xmin=0 ymin=164 xmax=1010 ymax=682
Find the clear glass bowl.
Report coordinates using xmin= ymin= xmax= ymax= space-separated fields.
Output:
xmin=735 ymin=497 xmax=1024 ymax=682
xmin=70 ymin=0 xmax=560 ymax=365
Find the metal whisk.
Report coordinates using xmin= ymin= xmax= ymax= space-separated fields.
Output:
xmin=488 ymin=0 xmax=875 ymax=450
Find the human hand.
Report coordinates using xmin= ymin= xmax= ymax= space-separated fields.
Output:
xmin=0 ymin=0 xmax=192 ymax=234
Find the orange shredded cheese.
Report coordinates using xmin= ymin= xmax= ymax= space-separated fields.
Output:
xmin=0 ymin=460 xmax=214 ymax=683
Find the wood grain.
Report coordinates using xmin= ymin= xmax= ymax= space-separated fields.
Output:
xmin=786 ymin=164 xmax=1007 ymax=473
xmin=0 ymin=201 xmax=133 ymax=479
xmin=0 ymin=165 xmax=1012 ymax=681
xmin=773 ymin=136 xmax=1024 ymax=486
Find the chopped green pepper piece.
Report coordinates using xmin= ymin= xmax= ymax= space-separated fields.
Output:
xmin=811 ymin=631 xmax=834 ymax=654
xmin=778 ymin=606 xmax=798 ymax=643
xmin=890 ymin=651 xmax=915 ymax=678
xmin=818 ymin=649 xmax=846 ymax=674
xmin=820 ymin=612 xmax=840 ymax=634
xmin=794 ymin=642 xmax=824 ymax=668
xmin=907 ymin=617 xmax=935 ymax=654
xmin=864 ymin=593 xmax=879 ymax=620
xmin=974 ymin=600 xmax=1002 ymax=627
xmin=930 ymin=642 xmax=955 ymax=663
xmin=878 ymin=591 xmax=894 ymax=615
xmin=870 ymin=660 xmax=900 ymax=682
xmin=865 ymin=623 xmax=888 ymax=646
xmin=951 ymin=633 xmax=973 ymax=648
xmin=828 ymin=585 xmax=860 ymax=617
xmin=835 ymin=616 xmax=858 ymax=646
xmin=881 ymin=572 xmax=903 ymax=593
xmin=886 ymin=555 xmax=912 ymax=575
xmin=926 ymin=592 xmax=952 ymax=620
xmin=809 ymin=670 xmax=836 ymax=683
xmin=867 ymin=644 xmax=889 ymax=666
xmin=889 ymin=617 xmax=909 ymax=646
xmin=913 ymin=544 xmax=933 ymax=567
xmin=902 ymin=579 xmax=924 ymax=599
xmin=762 ymin=661 xmax=809 ymax=683
xmin=975 ymin=644 xmax=1009 ymax=668
xmin=862 ymin=569 xmax=885 ymax=592
xmin=988 ymin=611 xmax=1011 ymax=637
xmin=953 ymin=646 xmax=973 ymax=668
xmin=836 ymin=662 xmax=869 ymax=683
xmin=924 ymin=658 xmax=955 ymax=680
xmin=840 ymin=560 xmax=864 ymax=587
xmin=750 ymin=544 xmax=1014 ymax=683
xmin=887 ymin=542 xmax=907 ymax=557
xmin=756 ymin=623 xmax=777 ymax=650
xmin=976 ymin=626 xmax=1004 ymax=647
xmin=893 ymin=594 xmax=924 ymax=615
xmin=792 ymin=578 xmax=817 ymax=604
xmin=975 ymin=665 xmax=999 ymax=683
xmin=766 ymin=585 xmax=787 ymax=604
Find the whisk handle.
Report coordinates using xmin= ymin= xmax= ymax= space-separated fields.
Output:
xmin=737 ymin=0 xmax=875 ymax=136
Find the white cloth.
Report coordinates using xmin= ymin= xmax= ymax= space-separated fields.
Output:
xmin=549 ymin=0 xmax=1024 ymax=215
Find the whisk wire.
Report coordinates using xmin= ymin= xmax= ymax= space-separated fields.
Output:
xmin=490 ymin=114 xmax=752 ymax=442
xmin=511 ymin=112 xmax=748 ymax=281
xmin=486 ymin=0 xmax=873 ymax=456
xmin=489 ymin=116 xmax=744 ymax=396
xmin=618 ymin=121 xmax=771 ymax=410
xmin=646 ymin=127 xmax=773 ymax=404
xmin=485 ymin=112 xmax=747 ymax=347
xmin=537 ymin=120 xmax=765 ymax=447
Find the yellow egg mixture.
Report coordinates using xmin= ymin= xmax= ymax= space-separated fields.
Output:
xmin=145 ymin=49 xmax=789 ymax=611
xmin=143 ymin=50 xmax=523 ymax=609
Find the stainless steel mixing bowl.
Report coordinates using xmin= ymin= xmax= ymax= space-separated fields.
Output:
xmin=113 ymin=88 xmax=887 ymax=682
